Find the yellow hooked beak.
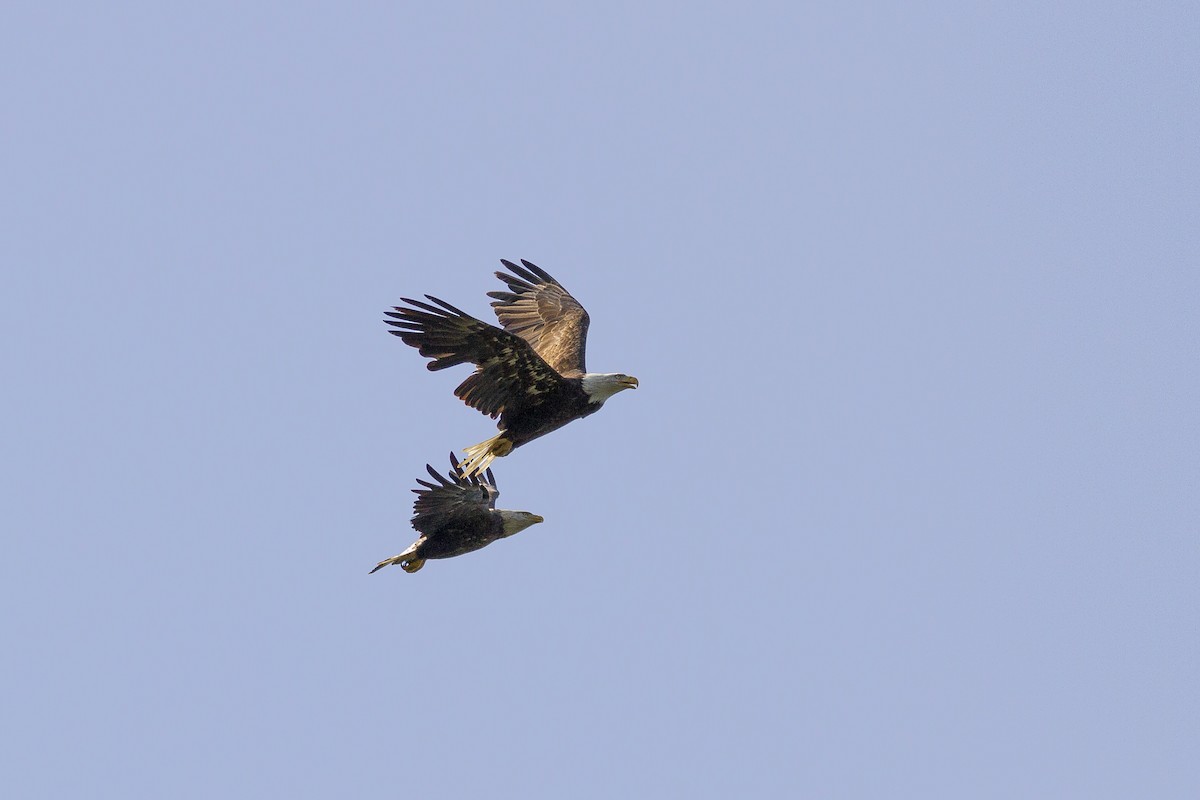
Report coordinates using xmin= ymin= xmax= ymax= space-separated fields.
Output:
xmin=530 ymin=515 xmax=545 ymax=524
xmin=621 ymin=376 xmax=639 ymax=389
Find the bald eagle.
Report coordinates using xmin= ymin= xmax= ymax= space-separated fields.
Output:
xmin=369 ymin=454 xmax=543 ymax=574
xmin=385 ymin=260 xmax=638 ymax=476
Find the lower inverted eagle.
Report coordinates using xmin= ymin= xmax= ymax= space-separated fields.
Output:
xmin=385 ymin=260 xmax=637 ymax=476
xmin=370 ymin=454 xmax=544 ymax=574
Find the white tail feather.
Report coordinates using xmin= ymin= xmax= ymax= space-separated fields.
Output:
xmin=370 ymin=540 xmax=422 ymax=574
xmin=459 ymin=433 xmax=511 ymax=477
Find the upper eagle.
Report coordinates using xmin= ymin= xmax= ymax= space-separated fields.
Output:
xmin=385 ymin=259 xmax=638 ymax=475
xmin=369 ymin=453 xmax=543 ymax=574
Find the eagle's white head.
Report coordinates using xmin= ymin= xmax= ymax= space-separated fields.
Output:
xmin=498 ymin=510 xmax=545 ymax=537
xmin=580 ymin=372 xmax=639 ymax=404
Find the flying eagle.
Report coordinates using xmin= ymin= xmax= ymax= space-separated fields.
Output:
xmin=370 ymin=454 xmax=544 ymax=574
xmin=385 ymin=259 xmax=638 ymax=476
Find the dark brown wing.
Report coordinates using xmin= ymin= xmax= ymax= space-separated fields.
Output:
xmin=410 ymin=454 xmax=499 ymax=536
xmin=385 ymin=295 xmax=568 ymax=419
xmin=487 ymin=259 xmax=590 ymax=376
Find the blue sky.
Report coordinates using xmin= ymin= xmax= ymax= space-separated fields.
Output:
xmin=4 ymin=2 xmax=1198 ymax=797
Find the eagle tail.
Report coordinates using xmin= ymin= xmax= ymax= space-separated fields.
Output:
xmin=369 ymin=542 xmax=425 ymax=574
xmin=459 ymin=433 xmax=514 ymax=478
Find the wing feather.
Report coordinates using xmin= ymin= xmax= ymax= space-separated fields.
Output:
xmin=385 ymin=294 xmax=568 ymax=418
xmin=411 ymin=454 xmax=500 ymax=536
xmin=488 ymin=259 xmax=590 ymax=376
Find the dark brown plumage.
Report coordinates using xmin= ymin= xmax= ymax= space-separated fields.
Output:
xmin=369 ymin=454 xmax=543 ymax=574
xmin=384 ymin=260 xmax=638 ymax=475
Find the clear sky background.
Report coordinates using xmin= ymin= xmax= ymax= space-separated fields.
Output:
xmin=4 ymin=2 xmax=1197 ymax=797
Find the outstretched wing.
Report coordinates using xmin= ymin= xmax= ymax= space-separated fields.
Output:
xmin=386 ymin=295 xmax=568 ymax=419
xmin=487 ymin=259 xmax=590 ymax=376
xmin=410 ymin=453 xmax=499 ymax=536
